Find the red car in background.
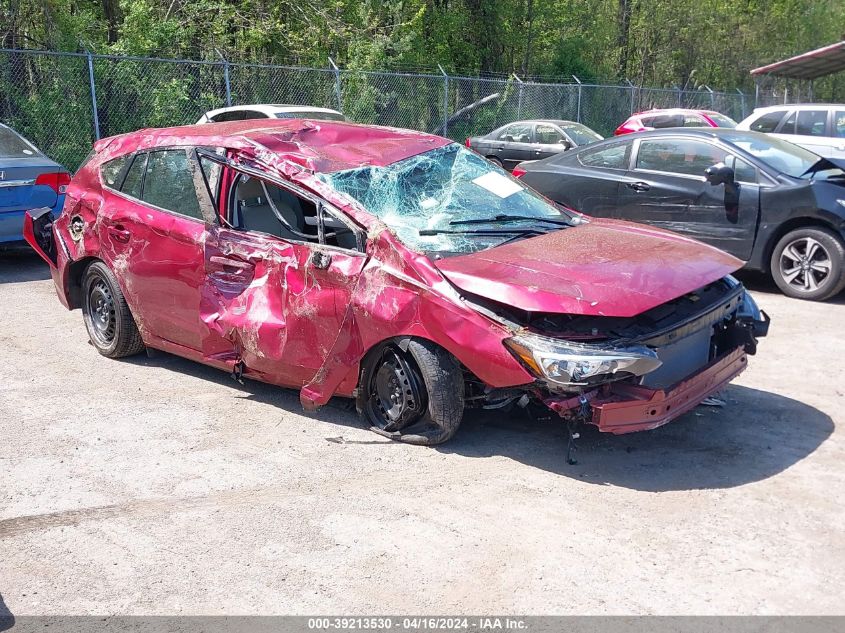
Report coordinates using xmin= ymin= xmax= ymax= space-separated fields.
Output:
xmin=615 ymin=108 xmax=737 ymax=135
xmin=24 ymin=119 xmax=766 ymax=447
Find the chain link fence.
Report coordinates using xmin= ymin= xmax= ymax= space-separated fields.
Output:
xmin=2 ymin=48 xmax=758 ymax=172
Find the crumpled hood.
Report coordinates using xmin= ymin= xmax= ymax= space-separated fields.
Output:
xmin=434 ymin=218 xmax=743 ymax=317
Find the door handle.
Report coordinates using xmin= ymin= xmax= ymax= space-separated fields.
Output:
xmin=309 ymin=251 xmax=332 ymax=270
xmin=107 ymin=224 xmax=130 ymax=243
xmin=626 ymin=182 xmax=651 ymax=192
xmin=209 ymin=255 xmax=252 ymax=271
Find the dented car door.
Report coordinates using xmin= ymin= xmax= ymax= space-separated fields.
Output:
xmin=198 ymin=155 xmax=367 ymax=389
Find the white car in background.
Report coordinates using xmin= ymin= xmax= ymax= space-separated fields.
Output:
xmin=196 ymin=104 xmax=346 ymax=124
xmin=736 ymin=104 xmax=845 ymax=158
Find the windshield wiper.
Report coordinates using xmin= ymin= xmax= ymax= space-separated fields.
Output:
xmin=448 ymin=214 xmax=572 ymax=227
xmin=418 ymin=227 xmax=547 ymax=237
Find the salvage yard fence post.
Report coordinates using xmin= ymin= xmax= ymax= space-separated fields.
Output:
xmin=572 ymin=75 xmax=582 ymax=123
xmin=217 ymin=48 xmax=232 ymax=108
xmin=439 ymin=64 xmax=449 ymax=137
xmin=328 ymin=57 xmax=343 ymax=113
xmin=86 ymin=51 xmax=101 ymax=140
xmin=512 ymin=73 xmax=524 ymax=120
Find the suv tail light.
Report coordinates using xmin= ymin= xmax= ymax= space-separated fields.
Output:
xmin=35 ymin=172 xmax=71 ymax=194
xmin=465 ymin=137 xmax=472 ymax=147
xmin=512 ymin=165 xmax=527 ymax=179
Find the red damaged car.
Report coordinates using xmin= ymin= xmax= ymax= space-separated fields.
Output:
xmin=24 ymin=119 xmax=768 ymax=446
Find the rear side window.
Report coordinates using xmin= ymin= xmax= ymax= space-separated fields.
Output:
xmin=101 ymin=155 xmax=130 ymax=188
xmin=578 ymin=143 xmax=631 ymax=169
xmin=749 ymin=110 xmax=785 ymax=133
xmin=121 ymin=154 xmax=146 ymax=199
xmin=142 ymin=150 xmax=202 ymax=220
xmin=796 ymin=110 xmax=828 ymax=136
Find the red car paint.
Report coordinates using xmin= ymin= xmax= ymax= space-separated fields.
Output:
xmin=614 ymin=109 xmax=732 ymax=136
xmin=546 ymin=348 xmax=747 ymax=433
xmin=435 ymin=219 xmax=741 ymax=316
xmin=25 ymin=119 xmax=755 ymax=436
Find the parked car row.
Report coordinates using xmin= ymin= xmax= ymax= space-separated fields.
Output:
xmin=509 ymin=114 xmax=845 ymax=301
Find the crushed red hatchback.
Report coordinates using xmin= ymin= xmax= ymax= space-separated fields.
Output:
xmin=25 ymin=119 xmax=768 ymax=446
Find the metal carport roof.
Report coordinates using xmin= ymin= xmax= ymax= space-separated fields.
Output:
xmin=751 ymin=41 xmax=845 ymax=80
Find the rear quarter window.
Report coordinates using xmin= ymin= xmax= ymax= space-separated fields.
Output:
xmin=577 ymin=143 xmax=631 ymax=169
xmin=100 ymin=155 xmax=130 ymax=189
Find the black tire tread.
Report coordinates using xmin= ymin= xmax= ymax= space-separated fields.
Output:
xmin=403 ymin=339 xmax=464 ymax=445
xmin=361 ymin=338 xmax=464 ymax=446
xmin=83 ymin=261 xmax=145 ymax=358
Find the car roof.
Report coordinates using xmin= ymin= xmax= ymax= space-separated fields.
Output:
xmin=497 ymin=119 xmax=582 ymax=127
xmin=574 ymin=127 xmax=769 ymax=147
xmin=749 ymin=103 xmax=844 ymax=113
xmin=590 ymin=127 xmax=767 ymax=139
xmin=631 ymin=108 xmax=722 ymax=117
xmin=93 ymin=119 xmax=450 ymax=173
xmin=203 ymin=104 xmax=343 ymax=117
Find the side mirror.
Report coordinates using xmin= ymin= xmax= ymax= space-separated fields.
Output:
xmin=503 ymin=134 xmax=514 ymax=142
xmin=558 ymin=139 xmax=572 ymax=149
xmin=705 ymin=163 xmax=735 ymax=186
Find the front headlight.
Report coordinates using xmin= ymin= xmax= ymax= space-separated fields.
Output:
xmin=504 ymin=333 xmax=662 ymax=388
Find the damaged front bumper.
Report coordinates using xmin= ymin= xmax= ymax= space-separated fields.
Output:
xmin=545 ymin=346 xmax=749 ymax=434
xmin=537 ymin=286 xmax=770 ymax=434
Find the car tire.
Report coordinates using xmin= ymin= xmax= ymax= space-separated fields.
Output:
xmin=770 ymin=227 xmax=845 ymax=301
xmin=486 ymin=156 xmax=503 ymax=168
xmin=360 ymin=339 xmax=464 ymax=446
xmin=82 ymin=260 xmax=145 ymax=358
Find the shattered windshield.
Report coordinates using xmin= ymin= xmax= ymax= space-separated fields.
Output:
xmin=320 ymin=143 xmax=570 ymax=253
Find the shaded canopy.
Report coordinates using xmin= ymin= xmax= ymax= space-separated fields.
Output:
xmin=751 ymin=41 xmax=845 ymax=80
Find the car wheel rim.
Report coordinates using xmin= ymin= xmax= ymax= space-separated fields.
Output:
xmin=366 ymin=347 xmax=426 ymax=433
xmin=87 ymin=278 xmax=116 ymax=346
xmin=780 ymin=237 xmax=832 ymax=293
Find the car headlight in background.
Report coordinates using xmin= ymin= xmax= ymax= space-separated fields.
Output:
xmin=504 ymin=333 xmax=662 ymax=388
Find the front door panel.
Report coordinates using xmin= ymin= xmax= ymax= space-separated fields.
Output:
xmin=617 ymin=171 xmax=758 ymax=260
xmin=201 ymin=226 xmax=366 ymax=387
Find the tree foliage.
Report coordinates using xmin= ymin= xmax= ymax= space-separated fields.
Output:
xmin=2 ymin=0 xmax=844 ymax=93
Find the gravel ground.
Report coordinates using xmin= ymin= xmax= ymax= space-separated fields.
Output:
xmin=0 ymin=249 xmax=843 ymax=616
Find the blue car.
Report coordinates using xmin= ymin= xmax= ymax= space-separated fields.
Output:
xmin=0 ymin=123 xmax=69 ymax=244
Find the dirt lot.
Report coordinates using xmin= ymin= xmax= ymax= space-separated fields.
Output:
xmin=0 ymin=249 xmax=843 ymax=616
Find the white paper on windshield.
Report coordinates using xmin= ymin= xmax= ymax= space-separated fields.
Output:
xmin=471 ymin=172 xmax=522 ymax=199
xmin=419 ymin=196 xmax=439 ymax=210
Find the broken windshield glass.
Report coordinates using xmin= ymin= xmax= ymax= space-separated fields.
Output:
xmin=319 ymin=143 xmax=571 ymax=253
